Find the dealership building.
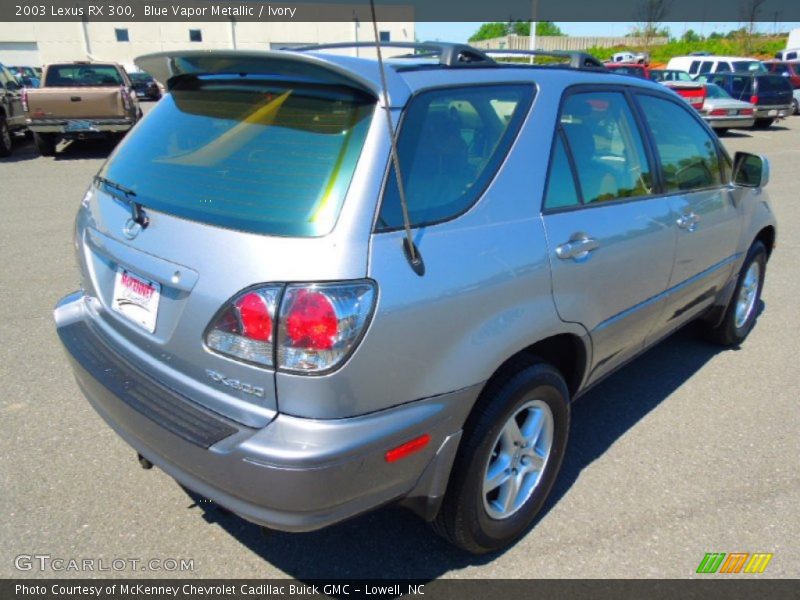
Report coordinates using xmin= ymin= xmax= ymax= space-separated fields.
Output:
xmin=0 ymin=20 xmax=415 ymax=68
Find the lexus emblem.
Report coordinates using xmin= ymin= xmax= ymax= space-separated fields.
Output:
xmin=122 ymin=218 xmax=142 ymax=240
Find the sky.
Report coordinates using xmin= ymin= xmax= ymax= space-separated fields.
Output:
xmin=415 ymin=22 xmax=800 ymax=43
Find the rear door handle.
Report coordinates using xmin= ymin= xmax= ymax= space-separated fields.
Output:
xmin=677 ymin=212 xmax=699 ymax=231
xmin=556 ymin=235 xmax=600 ymax=261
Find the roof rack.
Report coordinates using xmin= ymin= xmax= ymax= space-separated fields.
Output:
xmin=293 ymin=41 xmax=496 ymax=68
xmin=293 ymin=42 xmax=607 ymax=72
xmin=482 ymin=50 xmax=607 ymax=71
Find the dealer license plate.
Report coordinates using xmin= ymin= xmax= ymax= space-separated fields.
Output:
xmin=111 ymin=267 xmax=161 ymax=333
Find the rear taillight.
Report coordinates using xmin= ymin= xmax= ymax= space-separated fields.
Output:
xmin=206 ymin=286 xmax=281 ymax=367
xmin=21 ymin=87 xmax=28 ymax=112
xmin=709 ymin=109 xmax=728 ymax=116
xmin=121 ymin=85 xmax=132 ymax=112
xmin=206 ymin=281 xmax=376 ymax=373
xmin=750 ymin=95 xmax=759 ymax=105
xmin=741 ymin=108 xmax=754 ymax=116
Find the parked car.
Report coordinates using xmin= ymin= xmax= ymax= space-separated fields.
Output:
xmin=667 ymin=55 xmax=766 ymax=77
xmin=24 ymin=61 xmax=141 ymax=156
xmin=0 ymin=63 xmax=28 ymax=156
xmin=649 ymin=69 xmax=693 ymax=82
xmin=774 ymin=48 xmax=799 ymax=61
xmin=699 ymin=83 xmax=756 ymax=133
xmin=793 ymin=88 xmax=800 ymax=115
xmin=128 ymin=71 xmax=162 ymax=100
xmin=604 ymin=62 xmax=649 ymax=78
xmin=610 ymin=52 xmax=649 ymax=65
xmin=762 ymin=60 xmax=800 ymax=89
xmin=54 ymin=44 xmax=777 ymax=554
xmin=696 ymin=72 xmax=793 ymax=128
xmin=9 ymin=66 xmax=40 ymax=88
xmin=662 ymin=81 xmax=707 ymax=111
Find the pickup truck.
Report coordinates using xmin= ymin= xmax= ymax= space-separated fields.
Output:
xmin=24 ymin=62 xmax=141 ymax=156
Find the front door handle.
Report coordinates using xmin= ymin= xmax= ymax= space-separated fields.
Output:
xmin=677 ymin=212 xmax=699 ymax=231
xmin=556 ymin=235 xmax=600 ymax=261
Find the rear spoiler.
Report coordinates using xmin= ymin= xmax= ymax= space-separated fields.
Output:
xmin=134 ymin=50 xmax=409 ymax=106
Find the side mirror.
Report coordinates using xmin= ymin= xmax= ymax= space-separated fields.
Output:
xmin=732 ymin=152 xmax=769 ymax=188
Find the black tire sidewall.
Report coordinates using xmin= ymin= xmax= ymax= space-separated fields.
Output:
xmin=722 ymin=242 xmax=767 ymax=344
xmin=0 ymin=119 xmax=12 ymax=156
xmin=455 ymin=365 xmax=570 ymax=552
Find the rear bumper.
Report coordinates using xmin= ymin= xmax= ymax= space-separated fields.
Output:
xmin=54 ymin=292 xmax=475 ymax=531
xmin=753 ymin=105 xmax=792 ymax=119
xmin=28 ymin=118 xmax=134 ymax=134
xmin=703 ymin=115 xmax=756 ymax=129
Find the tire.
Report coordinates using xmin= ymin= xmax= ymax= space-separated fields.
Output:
xmin=0 ymin=117 xmax=13 ymax=157
xmin=433 ymin=359 xmax=570 ymax=554
xmin=705 ymin=241 xmax=767 ymax=346
xmin=793 ymin=98 xmax=799 ymax=116
xmin=753 ymin=118 xmax=774 ymax=129
xmin=33 ymin=132 xmax=57 ymax=156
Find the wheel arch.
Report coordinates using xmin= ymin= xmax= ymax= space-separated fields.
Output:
xmin=754 ymin=225 xmax=776 ymax=260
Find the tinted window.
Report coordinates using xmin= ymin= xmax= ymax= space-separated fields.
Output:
xmin=637 ymin=95 xmax=723 ymax=193
xmin=729 ymin=75 xmax=754 ymax=97
xmin=544 ymin=134 xmax=580 ymax=210
xmin=699 ymin=61 xmax=713 ymax=73
xmin=115 ymin=28 xmax=129 ymax=42
xmin=45 ymin=64 xmax=123 ymax=86
xmin=189 ymin=29 xmax=202 ymax=42
xmin=788 ymin=52 xmax=798 ymax=60
xmin=100 ymin=77 xmax=375 ymax=237
xmin=717 ymin=62 xmax=732 ymax=72
xmin=689 ymin=60 xmax=700 ymax=74
xmin=560 ymin=92 xmax=653 ymax=205
xmin=377 ymin=85 xmax=533 ymax=230
xmin=757 ymin=75 xmax=791 ymax=92
xmin=732 ymin=60 xmax=765 ymax=72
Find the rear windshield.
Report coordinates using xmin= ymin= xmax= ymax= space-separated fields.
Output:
xmin=45 ymin=64 xmax=123 ymax=87
xmin=129 ymin=72 xmax=153 ymax=83
xmin=728 ymin=76 xmax=754 ymax=97
xmin=757 ymin=75 xmax=791 ymax=92
xmin=99 ymin=77 xmax=375 ymax=237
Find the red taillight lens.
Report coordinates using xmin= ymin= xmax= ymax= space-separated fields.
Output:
xmin=285 ymin=290 xmax=337 ymax=350
xmin=205 ymin=286 xmax=280 ymax=367
xmin=278 ymin=282 xmax=376 ymax=373
xmin=206 ymin=281 xmax=376 ymax=373
xmin=741 ymin=108 xmax=754 ymax=116
xmin=235 ymin=292 xmax=272 ymax=342
xmin=709 ymin=109 xmax=728 ymax=116
xmin=750 ymin=95 xmax=759 ymax=105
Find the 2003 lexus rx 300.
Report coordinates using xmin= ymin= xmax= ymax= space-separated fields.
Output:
xmin=54 ymin=44 xmax=776 ymax=553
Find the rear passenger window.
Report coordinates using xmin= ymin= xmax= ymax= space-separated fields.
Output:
xmin=717 ymin=62 xmax=732 ymax=72
xmin=376 ymin=85 xmax=534 ymax=230
xmin=689 ymin=61 xmax=700 ymax=74
xmin=543 ymin=134 xmax=580 ymax=210
xmin=637 ymin=95 xmax=723 ymax=192
xmin=559 ymin=92 xmax=653 ymax=205
xmin=699 ymin=61 xmax=713 ymax=74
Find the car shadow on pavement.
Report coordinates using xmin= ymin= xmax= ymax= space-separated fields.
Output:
xmin=180 ymin=313 xmax=761 ymax=580
xmin=53 ymin=139 xmax=119 ymax=160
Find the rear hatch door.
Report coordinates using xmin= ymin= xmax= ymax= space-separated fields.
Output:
xmin=76 ymin=56 xmax=381 ymax=427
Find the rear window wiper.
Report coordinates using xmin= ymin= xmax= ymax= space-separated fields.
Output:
xmin=94 ymin=175 xmax=149 ymax=228
xmin=95 ymin=175 xmax=136 ymax=198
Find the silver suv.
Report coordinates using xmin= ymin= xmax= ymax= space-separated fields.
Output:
xmin=54 ymin=43 xmax=776 ymax=554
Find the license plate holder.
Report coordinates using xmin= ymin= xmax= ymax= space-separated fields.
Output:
xmin=111 ymin=267 xmax=161 ymax=333
xmin=65 ymin=120 xmax=94 ymax=132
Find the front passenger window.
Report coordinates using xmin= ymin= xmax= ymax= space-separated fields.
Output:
xmin=559 ymin=92 xmax=653 ymax=205
xmin=637 ymin=95 xmax=723 ymax=192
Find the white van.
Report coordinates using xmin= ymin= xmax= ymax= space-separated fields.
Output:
xmin=774 ymin=48 xmax=799 ymax=61
xmin=667 ymin=55 xmax=766 ymax=76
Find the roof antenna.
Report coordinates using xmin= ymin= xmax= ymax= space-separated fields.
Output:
xmin=369 ymin=0 xmax=424 ymax=276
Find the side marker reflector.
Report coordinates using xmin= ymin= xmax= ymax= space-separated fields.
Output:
xmin=385 ymin=434 xmax=431 ymax=463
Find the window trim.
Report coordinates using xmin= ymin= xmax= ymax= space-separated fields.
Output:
xmin=630 ymin=89 xmax=731 ymax=198
xmin=540 ymin=83 xmax=663 ymax=216
xmin=372 ymin=82 xmax=536 ymax=234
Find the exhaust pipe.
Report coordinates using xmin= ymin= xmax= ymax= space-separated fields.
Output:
xmin=137 ymin=453 xmax=153 ymax=470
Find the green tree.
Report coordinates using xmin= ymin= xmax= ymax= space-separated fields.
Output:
xmin=536 ymin=22 xmax=565 ymax=36
xmin=681 ymin=29 xmax=702 ymax=43
xmin=468 ymin=23 xmax=509 ymax=42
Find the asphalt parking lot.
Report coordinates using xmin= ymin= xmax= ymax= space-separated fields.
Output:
xmin=1 ymin=105 xmax=798 ymax=580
